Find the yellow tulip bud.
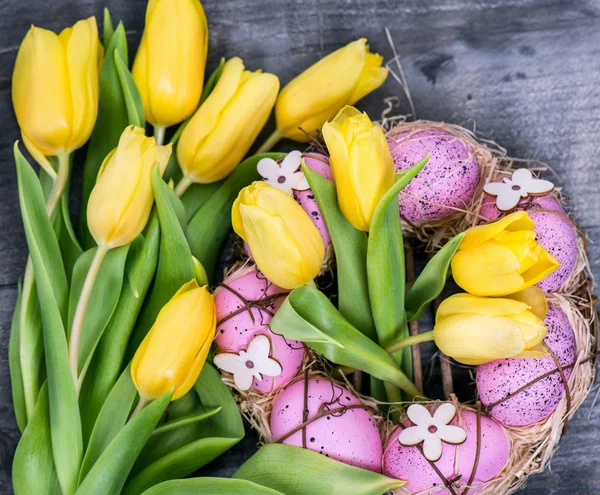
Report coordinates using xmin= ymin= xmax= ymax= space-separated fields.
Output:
xmin=275 ymin=38 xmax=388 ymax=142
xmin=322 ymin=106 xmax=394 ymax=231
xmin=12 ymin=17 xmax=101 ymax=167
xmin=132 ymin=0 xmax=209 ymax=128
xmin=434 ymin=292 xmax=548 ymax=365
xmin=132 ymin=280 xmax=216 ymax=401
xmin=232 ymin=182 xmax=325 ymax=289
xmin=451 ymin=211 xmax=561 ymax=297
xmin=176 ymin=57 xmax=279 ymax=186
xmin=87 ymin=126 xmax=171 ymax=248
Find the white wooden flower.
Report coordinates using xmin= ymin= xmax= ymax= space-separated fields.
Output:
xmin=398 ymin=403 xmax=467 ymax=461
xmin=213 ymin=335 xmax=282 ymax=391
xmin=483 ymin=168 xmax=554 ymax=211
xmin=257 ymin=150 xmax=310 ymax=195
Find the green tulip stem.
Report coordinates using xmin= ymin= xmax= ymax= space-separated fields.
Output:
xmin=174 ymin=175 xmax=193 ymax=197
xmin=130 ymin=396 xmax=150 ymax=419
xmin=153 ymin=125 xmax=167 ymax=146
xmin=19 ymin=151 xmax=71 ymax=420
xmin=256 ymin=129 xmax=284 ymax=154
xmin=385 ymin=330 xmax=435 ymax=355
xmin=68 ymin=244 xmax=110 ymax=389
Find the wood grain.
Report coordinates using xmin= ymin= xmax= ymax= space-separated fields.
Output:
xmin=1 ymin=0 xmax=599 ymax=493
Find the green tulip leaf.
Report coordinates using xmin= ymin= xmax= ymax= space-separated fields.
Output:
xmin=302 ymin=163 xmax=376 ymax=340
xmin=125 ymin=234 xmax=148 ymax=298
xmin=151 ymin=406 xmax=221 ymax=437
xmin=127 ymin=169 xmax=196 ymax=357
xmin=9 ymin=282 xmax=26 ymax=432
xmin=76 ymin=392 xmax=172 ymax=495
xmin=79 ymin=214 xmax=160 ymax=443
xmin=102 ymin=8 xmax=115 ymax=49
xmin=114 ymin=48 xmax=145 ymax=128
xmin=141 ymin=478 xmax=283 ymax=495
xmin=15 ymin=145 xmax=82 ymax=495
xmin=12 ymin=384 xmax=61 ymax=495
xmin=270 ymin=286 xmax=420 ymax=398
xmin=367 ymin=154 xmax=430 ymax=401
xmin=80 ymin=22 xmax=143 ymax=250
xmin=123 ymin=364 xmax=244 ymax=495
xmin=234 ymin=444 xmax=404 ymax=495
xmin=79 ymin=365 xmax=137 ymax=482
xmin=406 ymin=233 xmax=464 ymax=321
xmin=180 ymin=181 xmax=223 ymax=222
xmin=163 ymin=179 xmax=188 ymax=231
xmin=187 ymin=152 xmax=284 ymax=283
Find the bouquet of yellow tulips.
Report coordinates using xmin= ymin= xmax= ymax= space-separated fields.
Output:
xmin=8 ymin=1 xmax=595 ymax=495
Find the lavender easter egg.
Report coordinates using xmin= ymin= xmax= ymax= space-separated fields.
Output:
xmin=269 ymin=378 xmax=383 ymax=472
xmin=477 ymin=306 xmax=576 ymax=426
xmin=245 ymin=152 xmax=333 ymax=261
xmin=213 ymin=266 xmax=305 ymax=393
xmin=480 ymin=194 xmax=577 ymax=292
xmin=383 ymin=408 xmax=511 ymax=494
xmin=387 ymin=129 xmax=480 ymax=224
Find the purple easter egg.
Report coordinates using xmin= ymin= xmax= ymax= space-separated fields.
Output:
xmin=480 ymin=194 xmax=577 ymax=292
xmin=269 ymin=378 xmax=383 ymax=472
xmin=387 ymin=129 xmax=480 ymax=224
xmin=214 ymin=266 xmax=305 ymax=393
xmin=476 ymin=306 xmax=576 ymax=426
xmin=383 ymin=407 xmax=510 ymax=494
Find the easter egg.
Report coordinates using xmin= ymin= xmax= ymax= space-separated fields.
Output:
xmin=383 ymin=407 xmax=511 ymax=494
xmin=213 ymin=265 xmax=305 ymax=393
xmin=480 ymin=194 xmax=578 ymax=292
xmin=269 ymin=378 xmax=383 ymax=472
xmin=387 ymin=129 xmax=480 ymax=224
xmin=476 ymin=305 xmax=576 ymax=426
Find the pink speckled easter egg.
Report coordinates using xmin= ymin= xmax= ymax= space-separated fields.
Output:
xmin=213 ymin=265 xmax=305 ymax=393
xmin=383 ymin=407 xmax=510 ymax=494
xmin=480 ymin=194 xmax=577 ymax=292
xmin=387 ymin=129 xmax=480 ymax=224
xmin=245 ymin=152 xmax=333 ymax=260
xmin=476 ymin=306 xmax=576 ymax=426
xmin=269 ymin=378 xmax=382 ymax=472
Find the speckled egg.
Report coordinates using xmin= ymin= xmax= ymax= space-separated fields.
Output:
xmin=477 ymin=305 xmax=576 ymax=426
xmin=245 ymin=152 xmax=333 ymax=260
xmin=480 ymin=193 xmax=578 ymax=292
xmin=214 ymin=265 xmax=305 ymax=393
xmin=269 ymin=378 xmax=383 ymax=472
xmin=387 ymin=129 xmax=480 ymax=224
xmin=383 ymin=407 xmax=511 ymax=494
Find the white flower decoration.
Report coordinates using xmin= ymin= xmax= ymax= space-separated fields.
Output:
xmin=213 ymin=335 xmax=282 ymax=391
xmin=398 ymin=403 xmax=467 ymax=461
xmin=483 ymin=168 xmax=554 ymax=212
xmin=257 ymin=150 xmax=310 ymax=195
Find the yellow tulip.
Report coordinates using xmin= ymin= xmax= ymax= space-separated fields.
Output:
xmin=87 ymin=126 xmax=171 ymax=248
xmin=132 ymin=280 xmax=216 ymax=401
xmin=132 ymin=0 xmax=209 ymax=129
xmin=322 ymin=106 xmax=394 ymax=231
xmin=12 ymin=17 xmax=101 ymax=173
xmin=232 ymin=182 xmax=325 ymax=289
xmin=433 ymin=292 xmax=548 ymax=365
xmin=176 ymin=57 xmax=279 ymax=190
xmin=275 ymin=38 xmax=388 ymax=142
xmin=451 ymin=211 xmax=561 ymax=297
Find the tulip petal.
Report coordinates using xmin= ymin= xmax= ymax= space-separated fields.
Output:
xmin=348 ymin=52 xmax=388 ymax=105
xmin=507 ymin=287 xmax=548 ymax=320
xmin=435 ymin=293 xmax=531 ymax=322
xmin=21 ymin=132 xmax=57 ymax=180
xmin=434 ymin=314 xmax=526 ymax=364
xmin=510 ymin=308 xmax=547 ymax=348
xmin=520 ymin=245 xmax=561 ymax=288
xmin=451 ymin=243 xmax=526 ymax=296
xmin=459 ymin=211 xmax=535 ymax=251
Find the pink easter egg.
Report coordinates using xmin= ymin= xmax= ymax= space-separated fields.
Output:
xmin=476 ymin=306 xmax=576 ymax=426
xmin=269 ymin=378 xmax=383 ymax=472
xmin=480 ymin=194 xmax=577 ymax=292
xmin=214 ymin=265 xmax=305 ymax=393
xmin=245 ymin=152 xmax=333 ymax=260
xmin=387 ymin=129 xmax=480 ymax=224
xmin=383 ymin=407 xmax=510 ymax=494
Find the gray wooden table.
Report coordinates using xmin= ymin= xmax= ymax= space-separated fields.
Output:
xmin=1 ymin=0 xmax=600 ymax=493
